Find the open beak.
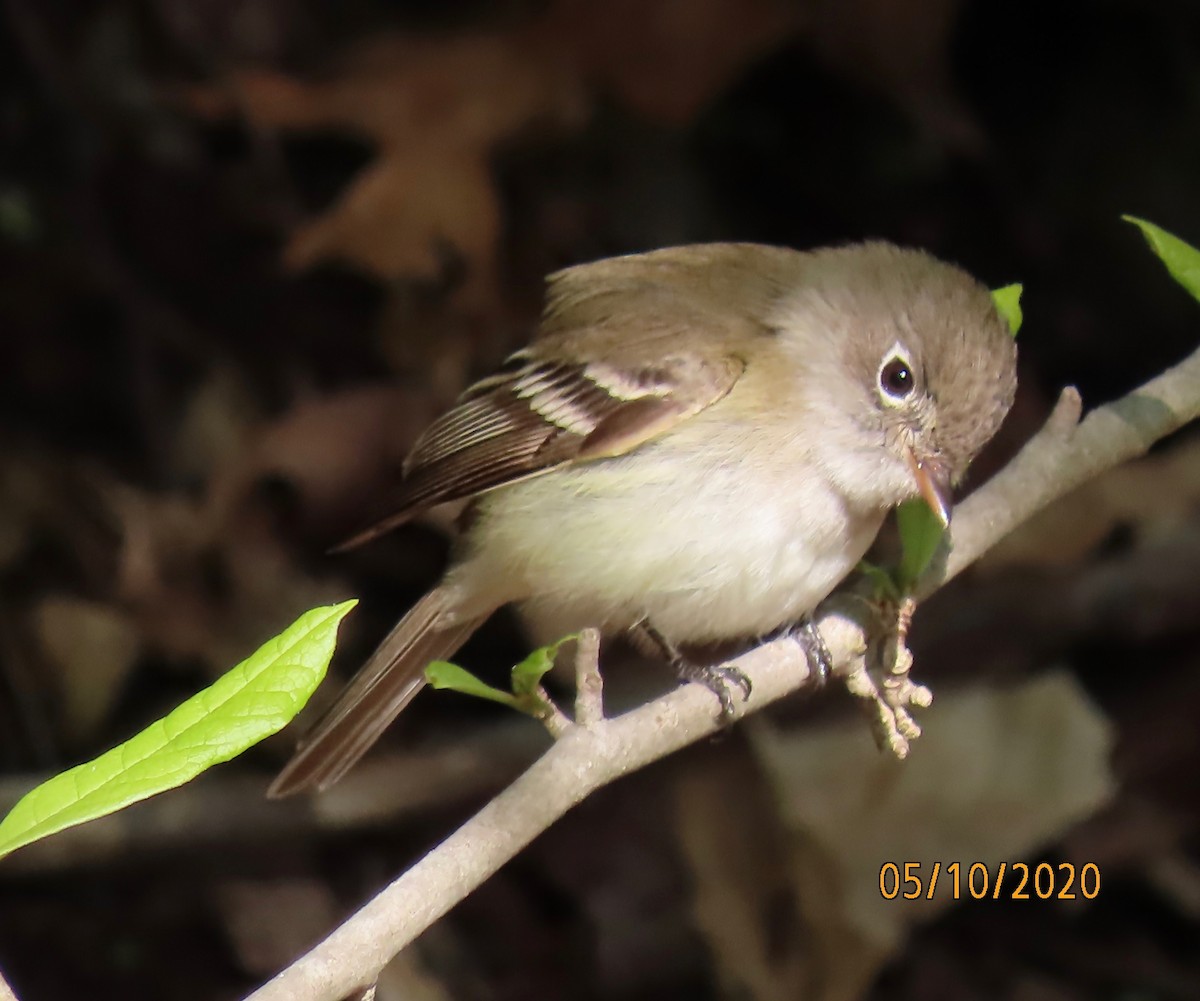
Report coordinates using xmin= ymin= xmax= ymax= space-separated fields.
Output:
xmin=904 ymin=448 xmax=953 ymax=528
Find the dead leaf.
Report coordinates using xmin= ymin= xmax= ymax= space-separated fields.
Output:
xmin=283 ymin=149 xmax=499 ymax=288
xmin=374 ymin=951 xmax=456 ymax=1001
xmin=802 ymin=0 xmax=984 ymax=152
xmin=745 ymin=672 xmax=1115 ymax=1001
xmin=168 ymin=366 xmax=262 ymax=486
xmin=983 ymin=435 xmax=1200 ymax=569
xmin=215 ymin=878 xmax=339 ymax=975
xmin=33 ymin=596 xmax=141 ymax=740
xmin=205 ymin=382 xmax=444 ymax=539
xmin=22 ymin=382 xmax=441 ymax=697
xmin=186 ymin=32 xmax=587 ymax=303
xmin=674 ymin=743 xmax=811 ymax=1001
xmin=181 ymin=0 xmax=805 ymax=300
xmin=103 ymin=475 xmax=345 ymax=674
xmin=0 ymin=455 xmax=39 ymax=571
xmin=539 ymin=0 xmax=797 ymax=126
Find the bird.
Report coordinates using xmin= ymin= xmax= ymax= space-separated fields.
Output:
xmin=268 ymin=240 xmax=1017 ymax=797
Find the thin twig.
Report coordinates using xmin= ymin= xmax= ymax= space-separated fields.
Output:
xmin=573 ymin=628 xmax=604 ymax=727
xmin=245 ymin=334 xmax=1200 ymax=1001
xmin=245 ymin=628 xmax=831 ymax=1001
xmin=532 ymin=687 xmax=573 ymax=739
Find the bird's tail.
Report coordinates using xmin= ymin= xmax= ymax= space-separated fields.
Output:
xmin=268 ymin=585 xmax=488 ymax=797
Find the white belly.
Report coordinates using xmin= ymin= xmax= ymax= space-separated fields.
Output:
xmin=454 ymin=438 xmax=884 ymax=645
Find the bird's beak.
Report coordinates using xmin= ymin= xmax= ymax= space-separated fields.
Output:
xmin=904 ymin=447 xmax=953 ymax=527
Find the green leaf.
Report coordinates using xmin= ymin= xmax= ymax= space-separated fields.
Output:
xmin=427 ymin=635 xmax=578 ymax=718
xmin=896 ymin=499 xmax=946 ymax=590
xmin=991 ymin=284 xmax=1023 ymax=337
xmin=1124 ymin=216 xmax=1200 ymax=304
xmin=425 ymin=661 xmax=518 ymax=707
xmin=857 ymin=560 xmax=901 ymax=603
xmin=511 ymin=634 xmax=578 ymax=696
xmin=0 ymin=600 xmax=357 ymax=861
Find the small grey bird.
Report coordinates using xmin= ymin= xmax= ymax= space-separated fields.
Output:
xmin=269 ymin=241 xmax=1017 ymax=797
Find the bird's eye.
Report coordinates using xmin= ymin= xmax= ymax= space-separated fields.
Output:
xmin=878 ymin=357 xmax=915 ymax=400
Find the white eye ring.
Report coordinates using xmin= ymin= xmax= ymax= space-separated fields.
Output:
xmin=877 ymin=347 xmax=916 ymax=404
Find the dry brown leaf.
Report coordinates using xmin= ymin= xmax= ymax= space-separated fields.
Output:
xmin=205 ymin=383 xmax=444 ymax=538
xmin=745 ymin=672 xmax=1115 ymax=1001
xmin=168 ymin=367 xmax=262 ymax=485
xmin=674 ymin=744 xmax=811 ymax=1001
xmin=373 ymin=951 xmax=456 ymax=1001
xmin=215 ymin=878 xmax=340 ymax=975
xmin=32 ymin=596 xmax=141 ymax=740
xmin=283 ymin=149 xmax=498 ymax=287
xmin=187 ymin=32 xmax=586 ymax=302
xmin=983 ymin=435 xmax=1200 ymax=569
xmin=182 ymin=0 xmax=806 ymax=299
xmin=104 ymin=476 xmax=345 ymax=674
xmin=57 ymin=383 xmax=443 ymax=687
xmin=107 ymin=484 xmax=224 ymax=662
xmin=539 ymin=0 xmax=797 ymax=126
xmin=802 ymin=0 xmax=983 ymax=151
xmin=0 ymin=454 xmax=41 ymax=571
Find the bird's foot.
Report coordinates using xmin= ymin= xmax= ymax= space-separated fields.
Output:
xmin=832 ymin=589 xmax=931 ymax=758
xmin=630 ymin=620 xmax=751 ymax=722
xmin=673 ymin=659 xmax=752 ymax=721
xmin=777 ymin=616 xmax=833 ymax=687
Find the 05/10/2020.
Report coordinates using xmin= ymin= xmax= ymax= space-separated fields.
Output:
xmin=879 ymin=861 xmax=1101 ymax=901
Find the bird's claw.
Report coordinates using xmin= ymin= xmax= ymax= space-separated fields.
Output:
xmin=675 ymin=660 xmax=752 ymax=722
xmin=793 ymin=617 xmax=833 ymax=686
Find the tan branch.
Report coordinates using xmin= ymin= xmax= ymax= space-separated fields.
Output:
xmin=0 ymin=963 xmax=22 ymax=1001
xmin=245 ymin=334 xmax=1200 ymax=1001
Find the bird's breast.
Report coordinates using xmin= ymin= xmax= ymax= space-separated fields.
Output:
xmin=459 ymin=438 xmax=885 ymax=645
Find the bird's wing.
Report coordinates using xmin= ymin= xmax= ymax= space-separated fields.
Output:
xmin=333 ymin=246 xmax=804 ymax=550
xmin=335 ymin=343 xmax=745 ymax=550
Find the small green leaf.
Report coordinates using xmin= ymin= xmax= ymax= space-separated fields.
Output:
xmin=427 ymin=635 xmax=579 ymax=718
xmin=857 ymin=560 xmax=901 ymax=603
xmin=0 ymin=600 xmax=357 ymax=861
xmin=511 ymin=634 xmax=578 ymax=696
xmin=896 ymin=500 xmax=945 ymax=590
xmin=991 ymin=284 xmax=1023 ymax=337
xmin=425 ymin=661 xmax=518 ymax=707
xmin=1124 ymin=216 xmax=1200 ymax=304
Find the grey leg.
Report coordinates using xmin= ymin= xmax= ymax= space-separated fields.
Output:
xmin=631 ymin=620 xmax=752 ymax=720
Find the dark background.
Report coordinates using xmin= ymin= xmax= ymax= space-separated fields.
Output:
xmin=2 ymin=1 xmax=1200 ymax=998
